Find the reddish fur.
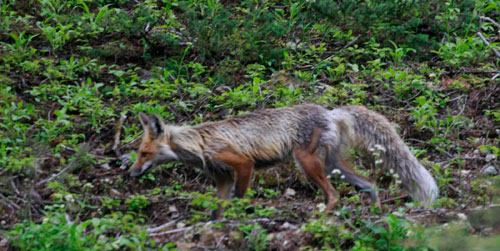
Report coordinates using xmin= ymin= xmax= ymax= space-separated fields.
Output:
xmin=129 ymin=134 xmax=158 ymax=172
xmin=209 ymin=150 xmax=255 ymax=219
xmin=213 ymin=150 xmax=254 ymax=197
xmin=294 ymin=127 xmax=339 ymax=210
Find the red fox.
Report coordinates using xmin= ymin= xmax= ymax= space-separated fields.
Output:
xmin=129 ymin=105 xmax=438 ymax=219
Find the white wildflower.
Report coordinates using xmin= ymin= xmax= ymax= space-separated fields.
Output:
xmin=485 ymin=154 xmax=496 ymax=162
xmin=340 ymin=175 xmax=345 ymax=179
xmin=317 ymin=203 xmax=327 ymax=212
xmin=374 ymin=144 xmax=386 ymax=152
xmin=331 ymin=169 xmax=341 ymax=174
xmin=64 ymin=194 xmax=75 ymax=202
xmin=457 ymin=213 xmax=467 ymax=221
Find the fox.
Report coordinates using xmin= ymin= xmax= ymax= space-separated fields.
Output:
xmin=129 ymin=105 xmax=438 ymax=220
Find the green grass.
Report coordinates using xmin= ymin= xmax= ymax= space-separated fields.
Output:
xmin=1 ymin=0 xmax=499 ymax=249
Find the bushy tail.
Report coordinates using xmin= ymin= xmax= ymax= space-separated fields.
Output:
xmin=329 ymin=106 xmax=439 ymax=206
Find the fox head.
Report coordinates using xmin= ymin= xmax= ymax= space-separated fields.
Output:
xmin=129 ymin=113 xmax=178 ymax=177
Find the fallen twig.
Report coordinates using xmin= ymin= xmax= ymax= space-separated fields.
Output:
xmin=148 ymin=218 xmax=273 ymax=236
xmin=341 ymin=35 xmax=361 ymax=50
xmin=111 ymin=114 xmax=127 ymax=156
xmin=147 ymin=219 xmax=179 ymax=233
xmin=149 ymin=226 xmax=193 ymax=236
xmin=36 ymin=144 xmax=90 ymax=186
xmin=0 ymin=193 xmax=21 ymax=210
xmin=480 ymin=16 xmax=500 ymax=29
xmin=325 ymin=35 xmax=361 ymax=61
xmin=477 ymin=32 xmax=500 ymax=58
xmin=381 ymin=195 xmax=409 ymax=204
xmin=118 ymin=134 xmax=142 ymax=151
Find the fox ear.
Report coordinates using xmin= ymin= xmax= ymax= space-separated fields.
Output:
xmin=148 ymin=114 xmax=165 ymax=138
xmin=139 ymin=112 xmax=149 ymax=128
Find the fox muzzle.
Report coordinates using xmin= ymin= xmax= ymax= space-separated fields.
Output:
xmin=129 ymin=160 xmax=153 ymax=177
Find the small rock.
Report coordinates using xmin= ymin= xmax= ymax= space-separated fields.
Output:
xmin=199 ymin=229 xmax=218 ymax=247
xmin=110 ymin=189 xmax=121 ymax=196
xmin=473 ymin=149 xmax=480 ymax=155
xmin=100 ymin=163 xmax=111 ymax=170
xmin=169 ymin=205 xmax=178 ymax=213
xmin=176 ymin=222 xmax=186 ymax=229
xmin=284 ymin=188 xmax=296 ymax=197
xmin=480 ymin=165 xmax=498 ymax=176
xmin=0 ymin=238 xmax=9 ymax=249
xmin=280 ymin=222 xmax=298 ymax=230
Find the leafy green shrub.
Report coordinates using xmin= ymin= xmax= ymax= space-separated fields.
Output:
xmin=239 ymin=223 xmax=268 ymax=251
xmin=310 ymin=0 xmax=478 ymax=57
xmin=5 ymin=212 xmax=149 ymax=250
xmin=125 ymin=194 xmax=150 ymax=211
xmin=433 ymin=36 xmax=487 ymax=67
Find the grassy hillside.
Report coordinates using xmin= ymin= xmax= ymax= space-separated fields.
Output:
xmin=1 ymin=0 xmax=499 ymax=250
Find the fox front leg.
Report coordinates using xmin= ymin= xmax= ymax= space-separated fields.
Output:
xmin=210 ymin=150 xmax=255 ymax=220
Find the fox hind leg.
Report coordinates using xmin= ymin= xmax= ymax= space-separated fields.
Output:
xmin=294 ymin=127 xmax=339 ymax=211
xmin=325 ymin=152 xmax=381 ymax=207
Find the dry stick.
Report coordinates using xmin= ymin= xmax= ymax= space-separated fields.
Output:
xmin=148 ymin=218 xmax=272 ymax=236
xmin=149 ymin=226 xmax=193 ymax=236
xmin=111 ymin=114 xmax=127 ymax=155
xmin=118 ymin=134 xmax=142 ymax=151
xmin=341 ymin=35 xmax=361 ymax=50
xmin=147 ymin=220 xmax=179 ymax=233
xmin=381 ymin=195 xmax=408 ymax=204
xmin=325 ymin=35 xmax=361 ymax=61
xmin=0 ymin=193 xmax=21 ymax=210
xmin=480 ymin=16 xmax=500 ymax=29
xmin=36 ymin=144 xmax=90 ymax=186
xmin=477 ymin=32 xmax=500 ymax=58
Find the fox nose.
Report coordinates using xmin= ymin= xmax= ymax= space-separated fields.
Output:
xmin=129 ymin=168 xmax=143 ymax=177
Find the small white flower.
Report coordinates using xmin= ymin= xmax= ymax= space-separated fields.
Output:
xmin=375 ymin=159 xmax=383 ymax=165
xmin=396 ymin=180 xmax=402 ymax=184
xmin=374 ymin=144 xmax=386 ymax=152
xmin=457 ymin=213 xmax=467 ymax=221
xmin=393 ymin=173 xmax=400 ymax=179
xmin=64 ymin=194 xmax=73 ymax=201
xmin=317 ymin=203 xmax=327 ymax=212
xmin=340 ymin=175 xmax=345 ymax=179
xmin=331 ymin=169 xmax=341 ymax=174
xmin=485 ymin=154 xmax=496 ymax=162
xmin=389 ymin=169 xmax=394 ymax=174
